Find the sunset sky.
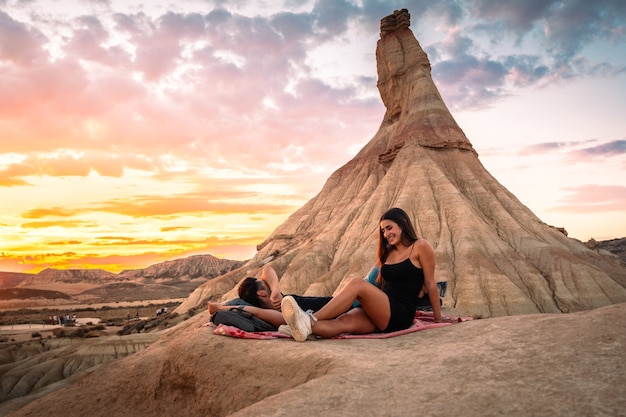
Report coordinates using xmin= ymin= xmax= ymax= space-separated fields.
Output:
xmin=1 ymin=0 xmax=625 ymax=274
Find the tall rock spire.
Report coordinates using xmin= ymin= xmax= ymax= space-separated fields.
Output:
xmin=376 ymin=9 xmax=475 ymax=154
xmin=181 ymin=9 xmax=626 ymax=318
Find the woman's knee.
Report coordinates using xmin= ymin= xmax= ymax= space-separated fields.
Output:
xmin=347 ymin=277 xmax=367 ymax=289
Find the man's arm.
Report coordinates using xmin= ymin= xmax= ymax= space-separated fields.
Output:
xmin=261 ymin=266 xmax=283 ymax=310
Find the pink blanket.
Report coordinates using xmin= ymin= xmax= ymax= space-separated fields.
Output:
xmin=210 ymin=311 xmax=472 ymax=340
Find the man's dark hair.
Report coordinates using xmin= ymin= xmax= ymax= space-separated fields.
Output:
xmin=238 ymin=277 xmax=262 ymax=307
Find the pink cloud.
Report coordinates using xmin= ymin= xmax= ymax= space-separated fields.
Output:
xmin=0 ymin=59 xmax=88 ymax=122
xmin=0 ymin=6 xmax=382 ymax=180
xmin=549 ymin=184 xmax=626 ymax=213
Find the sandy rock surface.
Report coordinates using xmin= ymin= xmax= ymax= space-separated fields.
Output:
xmin=4 ymin=303 xmax=624 ymax=417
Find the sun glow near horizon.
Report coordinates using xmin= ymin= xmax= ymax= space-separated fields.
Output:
xmin=0 ymin=166 xmax=307 ymax=273
xmin=1 ymin=207 xmax=286 ymax=274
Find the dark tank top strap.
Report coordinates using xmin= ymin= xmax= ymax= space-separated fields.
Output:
xmin=408 ymin=241 xmax=415 ymax=257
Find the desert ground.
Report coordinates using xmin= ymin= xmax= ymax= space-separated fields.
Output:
xmin=1 ymin=301 xmax=624 ymax=417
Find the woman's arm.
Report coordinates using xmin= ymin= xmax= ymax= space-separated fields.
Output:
xmin=415 ymin=240 xmax=444 ymax=322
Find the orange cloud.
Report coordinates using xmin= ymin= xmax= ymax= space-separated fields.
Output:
xmin=0 ymin=176 xmax=30 ymax=186
xmin=97 ymin=197 xmax=297 ymax=218
xmin=22 ymin=207 xmax=79 ymax=218
xmin=47 ymin=240 xmax=82 ymax=245
xmin=20 ymin=220 xmax=91 ymax=229
xmin=160 ymin=226 xmax=191 ymax=232
xmin=88 ymin=234 xmax=264 ymax=248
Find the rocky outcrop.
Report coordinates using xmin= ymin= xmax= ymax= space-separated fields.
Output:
xmin=380 ymin=8 xmax=411 ymax=35
xmin=179 ymin=10 xmax=626 ymax=318
xmin=586 ymin=237 xmax=626 ymax=265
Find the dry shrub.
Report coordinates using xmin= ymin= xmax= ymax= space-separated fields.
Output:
xmin=52 ymin=325 xmax=105 ymax=339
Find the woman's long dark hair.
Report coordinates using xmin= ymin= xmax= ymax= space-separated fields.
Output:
xmin=377 ymin=207 xmax=419 ymax=267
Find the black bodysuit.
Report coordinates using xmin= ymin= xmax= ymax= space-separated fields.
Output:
xmin=380 ymin=257 xmax=425 ymax=332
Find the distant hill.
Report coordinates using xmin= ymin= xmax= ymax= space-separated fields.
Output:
xmin=0 ymin=254 xmax=246 ymax=305
xmin=16 ymin=268 xmax=119 ymax=286
xmin=118 ymin=254 xmax=243 ymax=280
xmin=0 ymin=287 xmax=72 ymax=300
xmin=0 ymin=272 xmax=30 ymax=289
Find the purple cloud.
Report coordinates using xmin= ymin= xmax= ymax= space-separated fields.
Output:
xmin=568 ymin=139 xmax=626 ymax=159
xmin=0 ymin=10 xmax=47 ymax=66
xmin=517 ymin=140 xmax=626 ymax=159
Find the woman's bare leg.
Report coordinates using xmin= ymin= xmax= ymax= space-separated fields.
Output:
xmin=313 ymin=278 xmax=391 ymax=331
xmin=311 ymin=309 xmax=377 ymax=338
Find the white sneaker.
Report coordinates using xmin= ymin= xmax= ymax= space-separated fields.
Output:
xmin=281 ymin=296 xmax=312 ymax=342
xmin=278 ymin=324 xmax=292 ymax=337
xmin=278 ymin=324 xmax=317 ymax=340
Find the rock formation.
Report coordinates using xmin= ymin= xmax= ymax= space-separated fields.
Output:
xmin=586 ymin=237 xmax=626 ymax=265
xmin=180 ymin=8 xmax=626 ymax=318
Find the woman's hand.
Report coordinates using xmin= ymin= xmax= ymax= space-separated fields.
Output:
xmin=434 ymin=314 xmax=455 ymax=323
